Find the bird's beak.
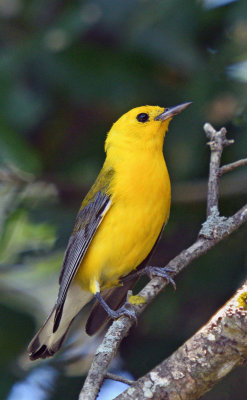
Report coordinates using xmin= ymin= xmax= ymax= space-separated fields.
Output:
xmin=155 ymin=102 xmax=192 ymax=121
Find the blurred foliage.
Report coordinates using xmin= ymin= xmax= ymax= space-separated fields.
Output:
xmin=0 ymin=0 xmax=247 ymax=399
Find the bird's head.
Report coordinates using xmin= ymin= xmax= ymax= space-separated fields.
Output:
xmin=105 ymin=103 xmax=191 ymax=152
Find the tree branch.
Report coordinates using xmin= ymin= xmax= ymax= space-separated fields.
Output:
xmin=204 ymin=123 xmax=234 ymax=217
xmin=115 ymin=280 xmax=247 ymax=400
xmin=78 ymin=123 xmax=247 ymax=400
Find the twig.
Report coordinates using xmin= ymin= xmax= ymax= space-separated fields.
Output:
xmin=219 ymin=158 xmax=247 ymax=176
xmin=78 ymin=123 xmax=247 ymax=400
xmin=105 ymin=373 xmax=134 ymax=386
xmin=115 ymin=280 xmax=247 ymax=399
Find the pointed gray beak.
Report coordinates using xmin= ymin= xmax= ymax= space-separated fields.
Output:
xmin=155 ymin=102 xmax=192 ymax=121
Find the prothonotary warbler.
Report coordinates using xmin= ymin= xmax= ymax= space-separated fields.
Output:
xmin=28 ymin=102 xmax=191 ymax=360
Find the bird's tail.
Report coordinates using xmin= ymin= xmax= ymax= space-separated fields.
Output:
xmin=28 ymin=283 xmax=93 ymax=360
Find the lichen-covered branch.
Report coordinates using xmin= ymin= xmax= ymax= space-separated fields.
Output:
xmin=115 ymin=281 xmax=247 ymax=400
xmin=78 ymin=124 xmax=247 ymax=400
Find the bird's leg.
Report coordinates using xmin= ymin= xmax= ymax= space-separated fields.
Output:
xmin=95 ymin=292 xmax=137 ymax=322
xmin=120 ymin=266 xmax=176 ymax=289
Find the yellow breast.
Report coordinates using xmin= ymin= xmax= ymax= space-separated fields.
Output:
xmin=76 ymin=149 xmax=171 ymax=293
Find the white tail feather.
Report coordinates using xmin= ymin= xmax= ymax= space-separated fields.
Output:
xmin=28 ymin=283 xmax=93 ymax=360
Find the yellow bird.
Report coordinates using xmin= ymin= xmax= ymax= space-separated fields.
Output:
xmin=28 ymin=103 xmax=191 ymax=360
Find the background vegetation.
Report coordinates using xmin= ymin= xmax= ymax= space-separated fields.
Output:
xmin=0 ymin=0 xmax=246 ymax=399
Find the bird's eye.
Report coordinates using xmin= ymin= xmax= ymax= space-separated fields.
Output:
xmin=136 ymin=113 xmax=149 ymax=123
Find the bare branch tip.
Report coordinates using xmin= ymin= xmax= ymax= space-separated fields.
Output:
xmin=203 ymin=123 xmax=216 ymax=139
xmin=223 ymin=138 xmax=234 ymax=149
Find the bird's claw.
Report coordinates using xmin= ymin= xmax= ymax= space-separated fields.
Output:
xmin=145 ymin=266 xmax=176 ymax=289
xmin=95 ymin=292 xmax=137 ymax=324
xmin=110 ymin=303 xmax=138 ymax=324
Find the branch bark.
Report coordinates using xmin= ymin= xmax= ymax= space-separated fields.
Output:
xmin=115 ymin=281 xmax=247 ymax=400
xmin=78 ymin=123 xmax=247 ymax=400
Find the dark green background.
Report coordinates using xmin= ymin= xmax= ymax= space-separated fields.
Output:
xmin=0 ymin=0 xmax=247 ymax=399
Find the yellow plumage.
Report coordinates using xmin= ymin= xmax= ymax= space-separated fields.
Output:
xmin=77 ymin=108 xmax=171 ymax=292
xmin=28 ymin=103 xmax=190 ymax=360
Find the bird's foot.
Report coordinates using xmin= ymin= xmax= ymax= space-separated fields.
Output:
xmin=143 ymin=266 xmax=176 ymax=289
xmin=112 ymin=303 xmax=137 ymax=323
xmin=95 ymin=292 xmax=137 ymax=323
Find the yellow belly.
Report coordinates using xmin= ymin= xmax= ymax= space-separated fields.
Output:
xmin=75 ymin=153 xmax=171 ymax=294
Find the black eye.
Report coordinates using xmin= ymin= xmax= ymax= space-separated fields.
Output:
xmin=136 ymin=113 xmax=149 ymax=123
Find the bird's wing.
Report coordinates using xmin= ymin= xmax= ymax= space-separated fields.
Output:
xmin=54 ymin=167 xmax=113 ymax=332
xmin=85 ymin=224 xmax=165 ymax=336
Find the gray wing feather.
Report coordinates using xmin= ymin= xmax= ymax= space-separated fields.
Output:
xmin=53 ymin=191 xmax=111 ymax=332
